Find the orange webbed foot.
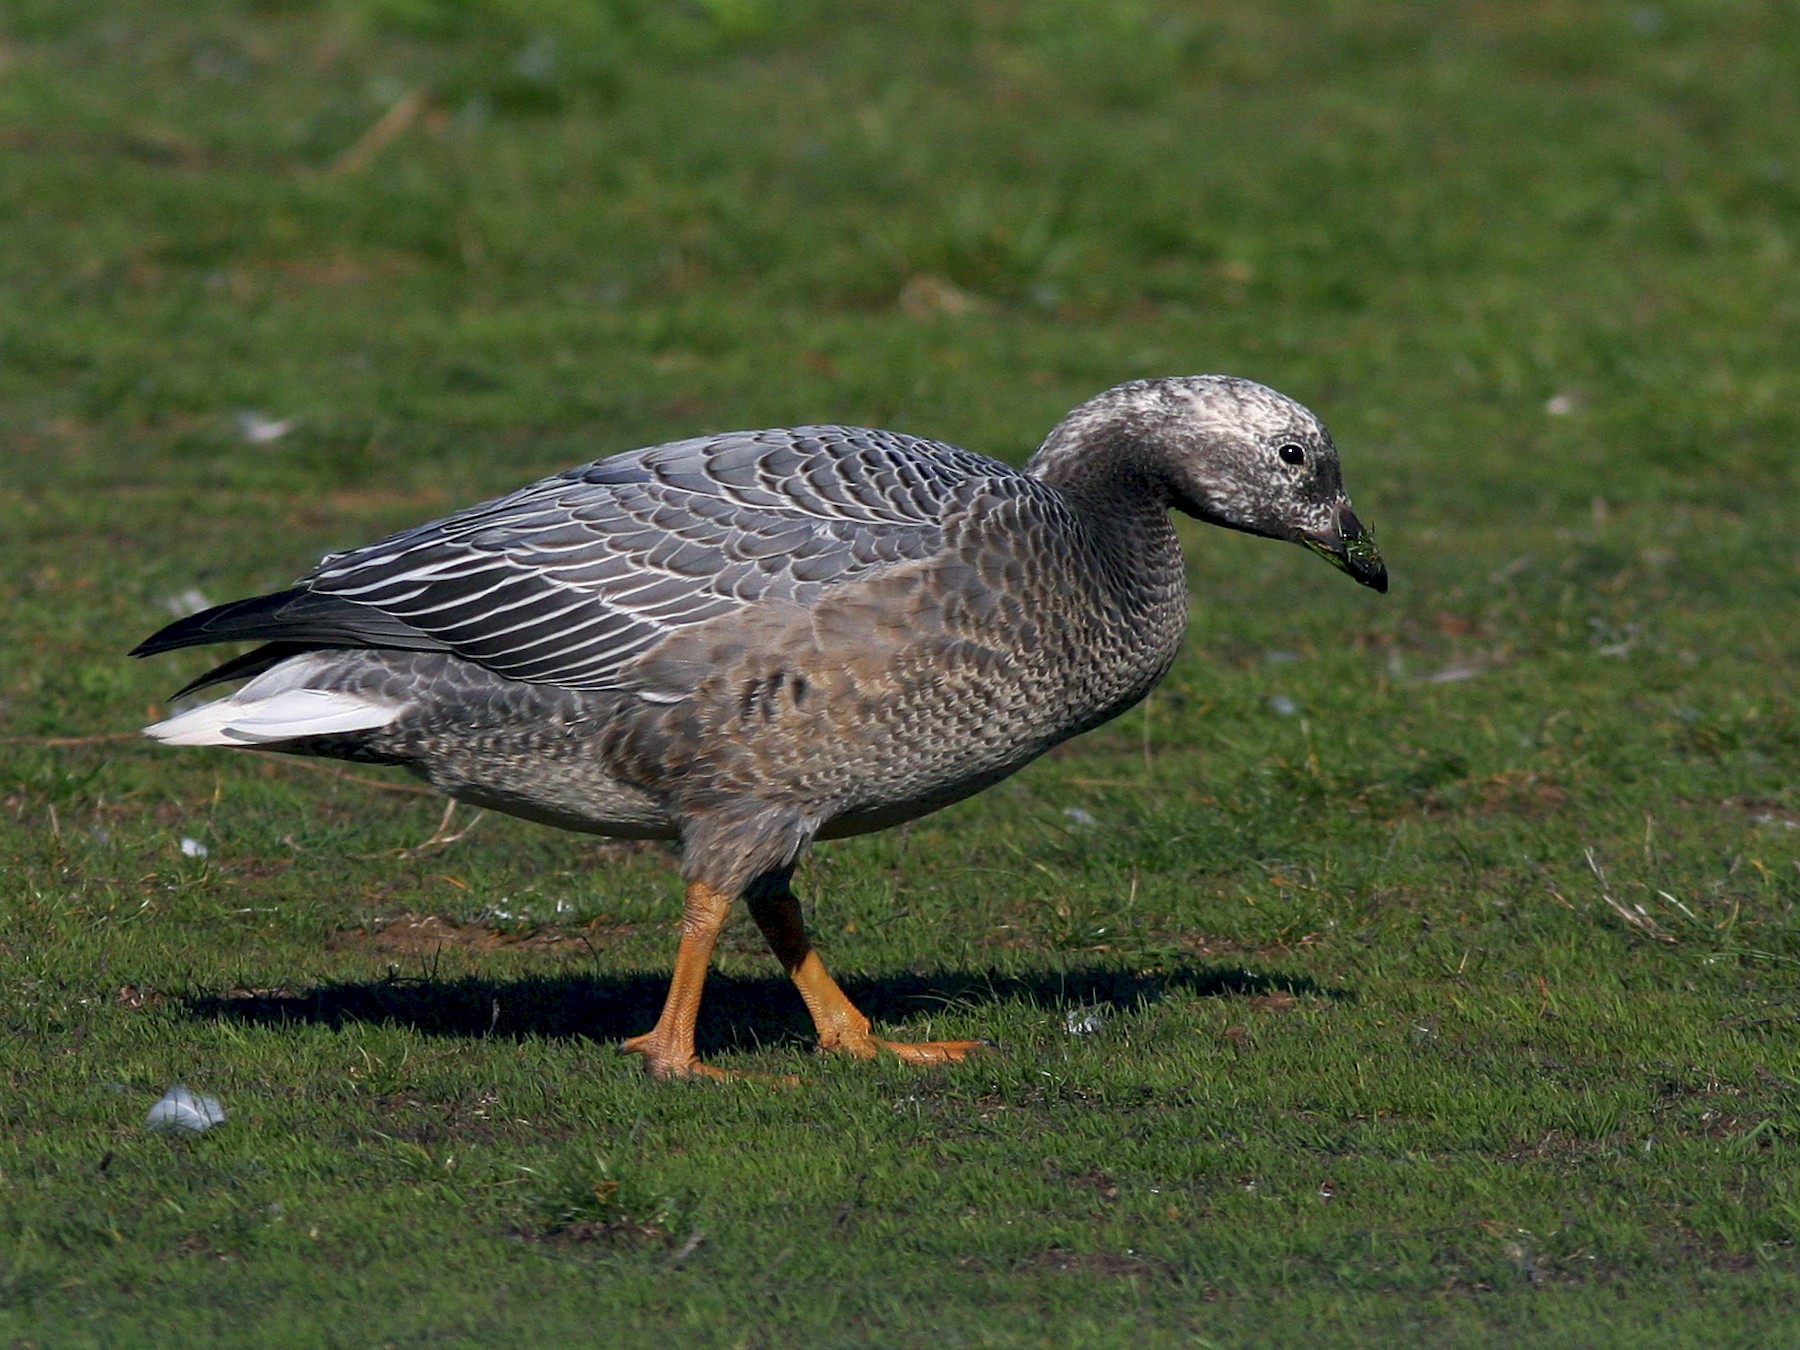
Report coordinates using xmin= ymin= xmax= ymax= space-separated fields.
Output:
xmin=871 ymin=1036 xmax=987 ymax=1065
xmin=617 ymin=1031 xmax=726 ymax=1080
xmin=821 ymin=1032 xmax=987 ymax=1065
xmin=618 ymin=1032 xmax=796 ymax=1084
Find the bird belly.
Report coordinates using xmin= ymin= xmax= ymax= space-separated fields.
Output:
xmin=815 ymin=759 xmax=1034 ymax=839
xmin=216 ymin=650 xmax=681 ymax=840
xmin=369 ymin=691 xmax=681 ymax=839
xmin=425 ymin=772 xmax=678 ymax=840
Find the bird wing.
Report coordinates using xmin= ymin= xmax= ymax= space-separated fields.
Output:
xmin=281 ymin=426 xmax=1023 ymax=691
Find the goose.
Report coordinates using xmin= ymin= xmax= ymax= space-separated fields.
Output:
xmin=134 ymin=375 xmax=1387 ymax=1078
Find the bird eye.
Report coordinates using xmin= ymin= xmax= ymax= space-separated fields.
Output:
xmin=1278 ymin=443 xmax=1307 ymax=466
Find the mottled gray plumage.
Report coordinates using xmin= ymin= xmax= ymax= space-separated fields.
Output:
xmin=135 ymin=375 xmax=1386 ymax=1076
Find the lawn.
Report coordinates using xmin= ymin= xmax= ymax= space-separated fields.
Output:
xmin=3 ymin=1 xmax=1799 ymax=1344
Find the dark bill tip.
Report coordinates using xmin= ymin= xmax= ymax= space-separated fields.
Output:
xmin=1355 ymin=556 xmax=1390 ymax=593
xmin=1304 ymin=506 xmax=1389 ymax=593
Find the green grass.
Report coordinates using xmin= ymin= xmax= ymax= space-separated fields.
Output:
xmin=5 ymin=0 xmax=1800 ymax=1343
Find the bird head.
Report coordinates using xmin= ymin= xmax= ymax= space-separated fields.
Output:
xmin=1169 ymin=376 xmax=1387 ymax=593
xmin=1034 ymin=375 xmax=1389 ymax=593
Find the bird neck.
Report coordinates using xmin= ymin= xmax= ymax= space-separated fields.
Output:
xmin=1027 ymin=420 xmax=1162 ymax=500
xmin=1023 ymin=431 xmax=1188 ymax=646
xmin=1024 ymin=419 xmax=1183 ymax=550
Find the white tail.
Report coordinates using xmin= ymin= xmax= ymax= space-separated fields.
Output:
xmin=144 ymin=655 xmax=408 ymax=747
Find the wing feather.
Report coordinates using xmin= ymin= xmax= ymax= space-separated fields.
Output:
xmin=265 ymin=426 xmax=1042 ymax=691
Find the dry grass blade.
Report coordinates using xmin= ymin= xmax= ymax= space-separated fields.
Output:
xmin=327 ymin=90 xmax=427 ymax=176
xmin=1587 ymin=846 xmax=1676 ymax=943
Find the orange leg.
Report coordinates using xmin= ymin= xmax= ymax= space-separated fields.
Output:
xmin=619 ymin=880 xmax=737 ymax=1080
xmin=748 ymin=887 xmax=984 ymax=1065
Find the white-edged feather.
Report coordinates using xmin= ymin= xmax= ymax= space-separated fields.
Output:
xmin=143 ymin=654 xmax=409 ymax=747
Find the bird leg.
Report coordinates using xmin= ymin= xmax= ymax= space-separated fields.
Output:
xmin=748 ymin=887 xmax=984 ymax=1065
xmin=619 ymin=879 xmax=738 ymax=1079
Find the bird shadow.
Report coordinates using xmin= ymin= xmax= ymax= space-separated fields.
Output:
xmin=186 ymin=963 xmax=1354 ymax=1056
